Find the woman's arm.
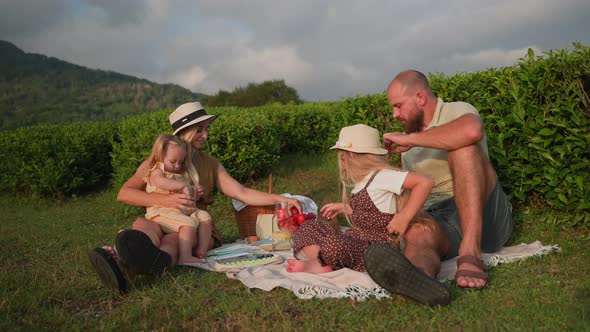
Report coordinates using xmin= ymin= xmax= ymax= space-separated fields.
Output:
xmin=117 ymin=159 xmax=195 ymax=211
xmin=216 ymin=164 xmax=302 ymax=212
xmin=386 ymin=172 xmax=433 ymax=236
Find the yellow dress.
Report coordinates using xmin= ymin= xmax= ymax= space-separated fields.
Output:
xmin=144 ymin=162 xmax=212 ymax=234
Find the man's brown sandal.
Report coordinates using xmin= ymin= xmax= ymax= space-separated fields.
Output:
xmin=454 ymin=255 xmax=489 ymax=290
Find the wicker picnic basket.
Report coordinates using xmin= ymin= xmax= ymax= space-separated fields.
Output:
xmin=234 ymin=175 xmax=275 ymax=239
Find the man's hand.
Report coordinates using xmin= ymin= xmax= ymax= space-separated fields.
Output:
xmin=383 ymin=132 xmax=413 ymax=154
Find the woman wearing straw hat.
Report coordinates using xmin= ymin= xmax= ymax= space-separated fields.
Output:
xmin=89 ymin=101 xmax=301 ymax=293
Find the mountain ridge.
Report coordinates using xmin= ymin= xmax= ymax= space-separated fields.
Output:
xmin=0 ymin=40 xmax=205 ymax=130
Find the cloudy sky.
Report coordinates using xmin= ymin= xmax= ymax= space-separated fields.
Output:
xmin=1 ymin=0 xmax=589 ymax=101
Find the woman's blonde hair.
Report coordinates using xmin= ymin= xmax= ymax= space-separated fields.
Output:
xmin=175 ymin=123 xmax=205 ymax=185
xmin=146 ymin=134 xmax=189 ymax=172
xmin=337 ymin=150 xmax=431 ymax=231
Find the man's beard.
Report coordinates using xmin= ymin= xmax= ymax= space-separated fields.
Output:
xmin=403 ymin=109 xmax=424 ymax=134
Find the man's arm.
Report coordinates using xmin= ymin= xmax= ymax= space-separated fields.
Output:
xmin=385 ymin=113 xmax=484 ymax=153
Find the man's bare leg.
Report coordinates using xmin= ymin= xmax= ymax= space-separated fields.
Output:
xmin=403 ymin=219 xmax=449 ymax=278
xmin=448 ymin=144 xmax=496 ymax=288
xmin=365 ymin=223 xmax=451 ymax=306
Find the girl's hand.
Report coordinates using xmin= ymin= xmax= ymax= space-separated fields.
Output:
xmin=386 ymin=214 xmax=411 ymax=237
xmin=193 ymin=185 xmax=205 ymax=201
xmin=320 ymin=203 xmax=346 ymax=219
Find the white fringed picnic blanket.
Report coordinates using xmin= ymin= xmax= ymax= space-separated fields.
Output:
xmin=225 ymin=241 xmax=560 ymax=301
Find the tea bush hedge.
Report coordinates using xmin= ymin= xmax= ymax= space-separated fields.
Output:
xmin=341 ymin=43 xmax=590 ymax=223
xmin=111 ymin=102 xmax=345 ymax=189
xmin=429 ymin=44 xmax=590 ymax=223
xmin=2 ymin=43 xmax=588 ymax=225
xmin=0 ymin=121 xmax=117 ymax=198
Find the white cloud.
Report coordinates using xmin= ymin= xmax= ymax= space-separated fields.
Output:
xmin=228 ymin=46 xmax=313 ymax=84
xmin=1 ymin=0 xmax=589 ymax=100
xmin=172 ymin=65 xmax=209 ymax=91
xmin=443 ymin=46 xmax=543 ymax=72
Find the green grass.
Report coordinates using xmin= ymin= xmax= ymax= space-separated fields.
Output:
xmin=1 ymin=152 xmax=589 ymax=331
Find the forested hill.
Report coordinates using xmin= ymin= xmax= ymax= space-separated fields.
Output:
xmin=0 ymin=40 xmax=204 ymax=130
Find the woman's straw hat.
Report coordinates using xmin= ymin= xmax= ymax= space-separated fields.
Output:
xmin=169 ymin=102 xmax=218 ymax=135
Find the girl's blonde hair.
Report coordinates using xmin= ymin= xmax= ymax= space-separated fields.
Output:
xmin=337 ymin=150 xmax=431 ymax=231
xmin=338 ymin=151 xmax=397 ymax=227
xmin=146 ymin=134 xmax=189 ymax=173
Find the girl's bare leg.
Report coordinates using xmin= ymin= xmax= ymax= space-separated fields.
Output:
xmin=286 ymin=245 xmax=333 ymax=274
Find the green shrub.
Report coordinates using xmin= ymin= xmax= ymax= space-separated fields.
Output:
xmin=341 ymin=93 xmax=400 ymax=133
xmin=110 ymin=110 xmax=170 ymax=189
xmin=111 ymin=103 xmax=344 ymax=188
xmin=0 ymin=121 xmax=117 ymax=198
xmin=338 ymin=43 xmax=589 ymax=224
xmin=209 ymin=111 xmax=281 ymax=181
xmin=4 ymin=43 xmax=589 ymax=226
xmin=427 ymin=44 xmax=590 ymax=224
xmin=259 ymin=102 xmax=344 ymax=153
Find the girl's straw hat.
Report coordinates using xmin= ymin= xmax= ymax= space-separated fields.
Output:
xmin=330 ymin=124 xmax=388 ymax=155
xmin=169 ymin=102 xmax=218 ymax=135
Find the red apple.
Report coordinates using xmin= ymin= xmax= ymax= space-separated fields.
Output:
xmin=290 ymin=206 xmax=299 ymax=216
xmin=297 ymin=214 xmax=306 ymax=225
xmin=277 ymin=208 xmax=288 ymax=221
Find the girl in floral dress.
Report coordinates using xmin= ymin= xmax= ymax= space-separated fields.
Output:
xmin=287 ymin=124 xmax=433 ymax=273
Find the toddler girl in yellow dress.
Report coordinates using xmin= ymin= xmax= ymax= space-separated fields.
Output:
xmin=144 ymin=134 xmax=212 ymax=265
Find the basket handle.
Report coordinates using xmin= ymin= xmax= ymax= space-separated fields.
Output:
xmin=268 ymin=174 xmax=273 ymax=193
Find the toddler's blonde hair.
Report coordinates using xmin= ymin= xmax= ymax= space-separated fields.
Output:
xmin=146 ymin=134 xmax=189 ymax=173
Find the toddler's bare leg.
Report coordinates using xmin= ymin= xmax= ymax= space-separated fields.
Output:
xmin=194 ymin=210 xmax=213 ymax=258
xmin=196 ymin=221 xmax=212 ymax=258
xmin=178 ymin=226 xmax=202 ymax=264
